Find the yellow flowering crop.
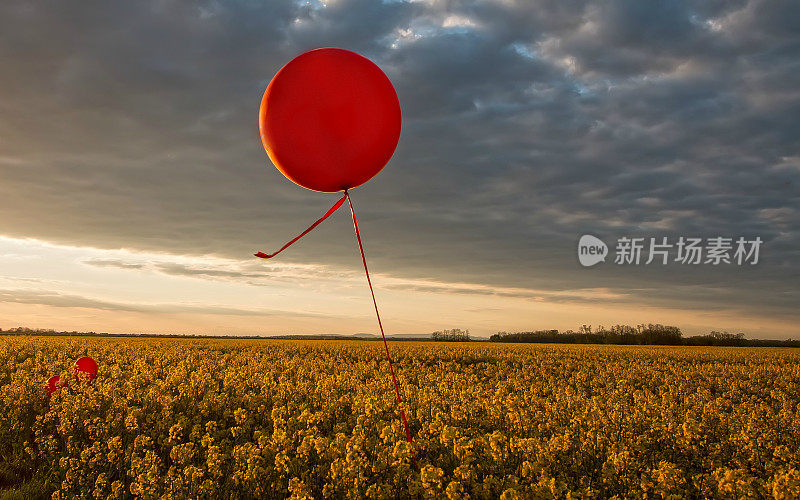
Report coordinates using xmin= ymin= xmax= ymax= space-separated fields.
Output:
xmin=1 ymin=336 xmax=799 ymax=498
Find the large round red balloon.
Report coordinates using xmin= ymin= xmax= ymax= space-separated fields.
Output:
xmin=74 ymin=356 xmax=98 ymax=381
xmin=259 ymin=48 xmax=401 ymax=192
xmin=47 ymin=375 xmax=65 ymax=396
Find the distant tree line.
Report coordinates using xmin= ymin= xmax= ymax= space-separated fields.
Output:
xmin=683 ymin=331 xmax=800 ymax=347
xmin=1 ymin=327 xmax=94 ymax=335
xmin=490 ymin=324 xmax=682 ymax=345
xmin=431 ymin=328 xmax=471 ymax=342
xmin=5 ymin=326 xmax=798 ymax=347
xmin=490 ymin=325 xmax=800 ymax=347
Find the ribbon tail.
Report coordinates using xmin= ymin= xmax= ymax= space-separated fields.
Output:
xmin=255 ymin=193 xmax=347 ymax=259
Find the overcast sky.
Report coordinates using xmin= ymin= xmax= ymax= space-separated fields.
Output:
xmin=0 ymin=0 xmax=798 ymax=338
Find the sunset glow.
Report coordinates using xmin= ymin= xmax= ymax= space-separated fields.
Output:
xmin=0 ymin=236 xmax=794 ymax=337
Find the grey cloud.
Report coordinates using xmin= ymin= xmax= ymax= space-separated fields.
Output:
xmin=0 ymin=289 xmax=329 ymax=318
xmin=0 ymin=0 xmax=798 ymax=334
xmin=381 ymin=282 xmax=629 ymax=304
xmin=85 ymin=256 xmax=357 ymax=285
xmin=153 ymin=262 xmax=268 ymax=280
xmin=83 ymin=259 xmax=145 ymax=270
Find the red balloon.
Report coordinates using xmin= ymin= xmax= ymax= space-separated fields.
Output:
xmin=47 ymin=375 xmax=65 ymax=396
xmin=74 ymin=356 xmax=98 ymax=381
xmin=259 ymin=48 xmax=401 ymax=193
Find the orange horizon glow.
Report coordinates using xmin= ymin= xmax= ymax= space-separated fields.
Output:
xmin=0 ymin=235 xmax=797 ymax=339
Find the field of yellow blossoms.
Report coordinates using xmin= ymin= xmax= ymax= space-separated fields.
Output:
xmin=1 ymin=336 xmax=799 ymax=499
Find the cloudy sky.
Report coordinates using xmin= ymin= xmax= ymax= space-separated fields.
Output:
xmin=0 ymin=0 xmax=798 ymax=338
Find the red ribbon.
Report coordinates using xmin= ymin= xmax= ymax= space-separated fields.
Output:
xmin=255 ymin=193 xmax=347 ymax=259
xmin=255 ymin=191 xmax=417 ymax=467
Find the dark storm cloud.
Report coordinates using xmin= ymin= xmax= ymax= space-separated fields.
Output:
xmin=0 ymin=0 xmax=798 ymax=332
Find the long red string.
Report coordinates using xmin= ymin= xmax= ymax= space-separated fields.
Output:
xmin=254 ymin=191 xmax=417 ymax=466
xmin=344 ymin=192 xmax=417 ymax=467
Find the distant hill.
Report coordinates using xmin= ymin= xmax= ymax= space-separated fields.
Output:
xmin=349 ymin=333 xmax=432 ymax=340
xmin=272 ymin=333 xmax=434 ymax=341
xmin=351 ymin=333 xmax=375 ymax=339
xmin=0 ymin=328 xmax=436 ymax=341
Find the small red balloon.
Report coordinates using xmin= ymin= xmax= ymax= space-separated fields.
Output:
xmin=74 ymin=356 xmax=98 ymax=381
xmin=259 ymin=47 xmax=402 ymax=193
xmin=47 ymin=375 xmax=65 ymax=396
